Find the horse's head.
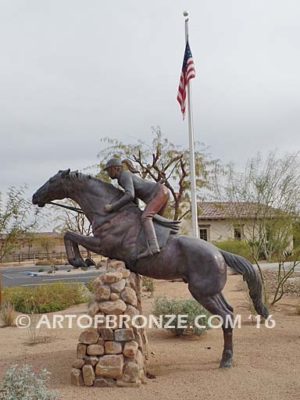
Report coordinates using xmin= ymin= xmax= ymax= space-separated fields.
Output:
xmin=32 ymin=169 xmax=71 ymax=207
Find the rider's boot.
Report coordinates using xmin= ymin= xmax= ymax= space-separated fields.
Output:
xmin=137 ymin=219 xmax=160 ymax=259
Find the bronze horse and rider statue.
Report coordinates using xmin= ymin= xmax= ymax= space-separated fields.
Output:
xmin=32 ymin=158 xmax=269 ymax=369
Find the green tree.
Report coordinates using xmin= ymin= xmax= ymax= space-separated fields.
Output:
xmin=0 ymin=187 xmax=38 ymax=262
xmin=214 ymin=152 xmax=300 ymax=305
xmin=97 ymin=127 xmax=220 ymax=220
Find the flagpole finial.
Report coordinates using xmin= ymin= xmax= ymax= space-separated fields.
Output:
xmin=183 ymin=10 xmax=189 ymax=19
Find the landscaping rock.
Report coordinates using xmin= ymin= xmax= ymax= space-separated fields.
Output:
xmin=115 ymin=328 xmax=135 ymax=342
xmin=121 ymin=287 xmax=137 ymax=306
xmin=77 ymin=343 xmax=87 ymax=359
xmin=82 ymin=364 xmax=95 ymax=386
xmin=123 ymin=341 xmax=138 ymax=358
xmin=111 ymin=279 xmax=126 ymax=293
xmin=99 ymin=299 xmax=127 ymax=315
xmin=87 ymin=344 xmax=105 ymax=356
xmin=71 ymin=368 xmax=84 ymax=386
xmin=95 ymin=355 xmax=124 ymax=379
xmin=104 ymin=341 xmax=122 ymax=354
xmin=102 ymin=271 xmax=123 ymax=284
xmin=79 ymin=328 xmax=99 ymax=344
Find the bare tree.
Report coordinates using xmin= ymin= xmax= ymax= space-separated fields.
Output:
xmin=97 ymin=127 xmax=219 ymax=220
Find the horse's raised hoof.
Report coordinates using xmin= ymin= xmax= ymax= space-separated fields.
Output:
xmin=85 ymin=257 xmax=95 ymax=267
xmin=219 ymin=350 xmax=233 ymax=369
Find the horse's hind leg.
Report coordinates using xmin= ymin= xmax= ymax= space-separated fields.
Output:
xmin=188 ymin=284 xmax=234 ymax=368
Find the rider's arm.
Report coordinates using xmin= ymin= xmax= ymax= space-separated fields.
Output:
xmin=109 ymin=171 xmax=135 ymax=212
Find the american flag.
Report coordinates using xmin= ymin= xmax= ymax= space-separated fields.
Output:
xmin=177 ymin=41 xmax=196 ymax=118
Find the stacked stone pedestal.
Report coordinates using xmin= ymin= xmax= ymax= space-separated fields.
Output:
xmin=71 ymin=263 xmax=148 ymax=387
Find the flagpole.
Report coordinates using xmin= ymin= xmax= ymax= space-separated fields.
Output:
xmin=184 ymin=11 xmax=199 ymax=238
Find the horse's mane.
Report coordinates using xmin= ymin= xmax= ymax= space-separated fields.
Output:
xmin=68 ymin=170 xmax=122 ymax=196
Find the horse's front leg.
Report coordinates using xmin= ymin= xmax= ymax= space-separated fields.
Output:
xmin=64 ymin=231 xmax=101 ymax=268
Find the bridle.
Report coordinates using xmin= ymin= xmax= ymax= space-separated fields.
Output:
xmin=47 ymin=201 xmax=84 ymax=214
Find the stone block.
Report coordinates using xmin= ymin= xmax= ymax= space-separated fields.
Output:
xmin=123 ymin=341 xmax=138 ymax=358
xmin=83 ymin=356 xmax=99 ymax=366
xmin=125 ymin=305 xmax=139 ymax=318
xmin=71 ymin=368 xmax=84 ymax=386
xmin=98 ymin=327 xmax=114 ymax=340
xmin=87 ymin=344 xmax=105 ymax=356
xmin=114 ymin=328 xmax=134 ymax=341
xmin=99 ymin=299 xmax=127 ymax=315
xmin=121 ymin=287 xmax=137 ymax=306
xmin=82 ymin=364 xmax=95 ymax=386
xmin=95 ymin=355 xmax=124 ymax=379
xmin=110 ymin=293 xmax=119 ymax=301
xmin=123 ymin=361 xmax=139 ymax=383
xmin=110 ymin=279 xmax=126 ymax=293
xmin=104 ymin=341 xmax=122 ymax=354
xmin=77 ymin=343 xmax=87 ymax=359
xmin=79 ymin=328 xmax=99 ymax=344
xmin=88 ymin=301 xmax=100 ymax=317
xmin=95 ymin=285 xmax=111 ymax=301
xmin=72 ymin=359 xmax=85 ymax=369
xmin=121 ymin=269 xmax=131 ymax=279
xmin=102 ymin=271 xmax=123 ymax=284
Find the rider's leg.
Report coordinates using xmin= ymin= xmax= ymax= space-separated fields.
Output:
xmin=138 ymin=185 xmax=169 ymax=258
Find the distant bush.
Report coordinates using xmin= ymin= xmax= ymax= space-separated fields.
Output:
xmin=142 ymin=277 xmax=154 ymax=295
xmin=0 ymin=364 xmax=58 ymax=400
xmin=153 ymin=297 xmax=210 ymax=336
xmin=3 ymin=282 xmax=90 ymax=313
xmin=0 ymin=302 xmax=15 ymax=327
xmin=214 ymin=240 xmax=254 ymax=262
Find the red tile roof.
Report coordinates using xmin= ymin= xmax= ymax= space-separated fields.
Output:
xmin=198 ymin=202 xmax=282 ymax=220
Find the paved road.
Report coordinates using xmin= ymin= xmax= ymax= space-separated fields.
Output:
xmin=0 ymin=265 xmax=101 ymax=288
xmin=1 ymin=261 xmax=299 ymax=288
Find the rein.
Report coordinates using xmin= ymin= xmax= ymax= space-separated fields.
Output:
xmin=48 ymin=201 xmax=84 ymax=214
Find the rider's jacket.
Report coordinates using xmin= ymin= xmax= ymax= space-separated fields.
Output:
xmin=110 ymin=170 xmax=160 ymax=212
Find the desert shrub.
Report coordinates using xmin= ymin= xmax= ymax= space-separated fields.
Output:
xmin=263 ymin=270 xmax=300 ymax=298
xmin=153 ymin=297 xmax=210 ymax=336
xmin=0 ymin=364 xmax=58 ymax=400
xmin=0 ymin=302 xmax=15 ymax=327
xmin=3 ymin=282 xmax=90 ymax=313
xmin=142 ymin=277 xmax=154 ymax=295
xmin=214 ymin=240 xmax=254 ymax=262
xmin=86 ymin=279 xmax=96 ymax=294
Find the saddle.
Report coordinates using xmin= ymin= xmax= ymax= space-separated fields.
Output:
xmin=134 ymin=215 xmax=180 ymax=261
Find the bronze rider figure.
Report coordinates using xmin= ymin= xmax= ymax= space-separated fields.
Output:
xmin=103 ymin=158 xmax=169 ymax=259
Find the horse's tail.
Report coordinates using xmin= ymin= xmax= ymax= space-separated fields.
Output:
xmin=219 ymin=250 xmax=269 ymax=319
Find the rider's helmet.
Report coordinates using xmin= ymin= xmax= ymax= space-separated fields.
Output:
xmin=103 ymin=158 xmax=123 ymax=170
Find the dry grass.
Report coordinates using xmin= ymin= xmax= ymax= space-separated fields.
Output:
xmin=0 ymin=302 xmax=16 ymax=327
xmin=35 ymin=258 xmax=63 ymax=266
xmin=3 ymin=282 xmax=90 ymax=313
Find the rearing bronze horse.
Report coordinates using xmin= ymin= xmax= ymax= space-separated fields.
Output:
xmin=32 ymin=169 xmax=269 ymax=369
